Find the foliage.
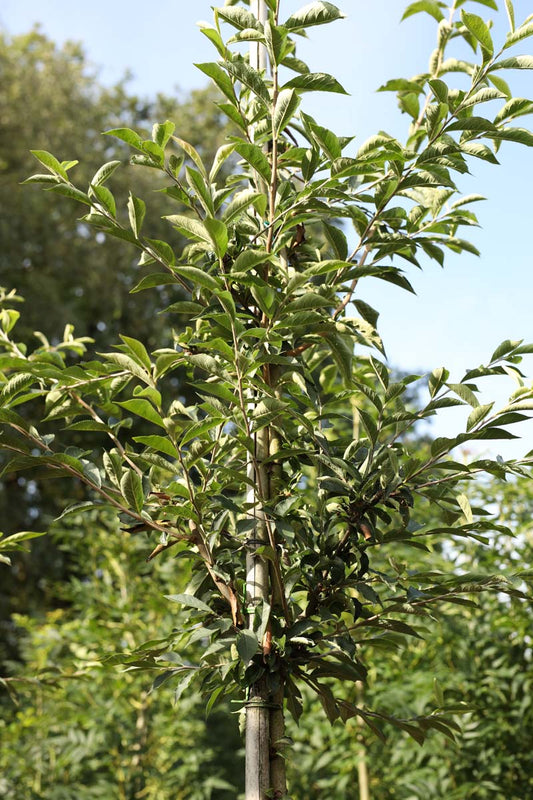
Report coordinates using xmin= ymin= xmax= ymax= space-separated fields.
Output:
xmin=2 ymin=0 xmax=533 ymax=795
xmin=0 ymin=30 xmax=232 ymax=669
xmin=0 ymin=516 xmax=242 ymax=799
xmin=0 ymin=29 xmax=231 ymax=349
xmin=286 ymin=477 xmax=533 ymax=798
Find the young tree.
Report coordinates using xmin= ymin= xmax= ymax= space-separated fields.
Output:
xmin=2 ymin=1 xmax=533 ymax=797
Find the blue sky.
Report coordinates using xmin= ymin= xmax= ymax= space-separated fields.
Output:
xmin=2 ymin=0 xmax=533 ymax=454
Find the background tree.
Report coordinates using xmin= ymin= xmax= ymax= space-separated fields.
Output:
xmin=1 ymin=1 xmax=533 ymax=798
xmin=0 ymin=29 xmax=231 ymax=676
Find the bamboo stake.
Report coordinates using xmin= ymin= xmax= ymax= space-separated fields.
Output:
xmin=245 ymin=4 xmax=274 ymax=798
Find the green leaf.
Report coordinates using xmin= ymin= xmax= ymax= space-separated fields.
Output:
xmin=127 ymin=193 xmax=146 ymax=237
xmin=30 ymin=150 xmax=68 ymax=179
xmin=273 ymin=88 xmax=300 ymax=135
xmin=234 ymin=142 xmax=272 ymax=184
xmin=166 ymin=593 xmax=213 ymax=614
xmin=225 ymin=59 xmax=270 ymax=105
xmin=428 ymin=367 xmax=449 ymax=397
xmin=118 ymin=399 xmax=165 ymax=429
xmin=467 ymin=403 xmax=493 ymax=431
xmin=209 ymin=143 xmax=236 ymax=183
xmin=457 ymin=493 xmax=473 ymax=523
xmin=504 ymin=0 xmax=515 ymax=32
xmin=284 ymin=72 xmax=348 ymax=95
xmin=90 ymin=184 xmax=116 ymax=217
xmin=204 ymin=217 xmax=228 ymax=258
xmin=505 ymin=21 xmax=533 ymax=47
xmin=103 ymin=128 xmax=143 ymax=150
xmin=134 ymin=435 xmax=179 ymax=459
xmin=180 ymin=418 xmax=223 ymax=447
xmin=217 ymin=6 xmax=263 ymax=31
xmin=164 ymin=214 xmax=212 ymax=245
xmin=494 ymin=98 xmax=533 ymax=125
xmin=145 ymin=238 xmax=176 ymax=267
xmin=119 ymin=335 xmax=152 ymax=370
xmin=0 ymin=530 xmax=46 ymax=552
xmin=120 ymin=469 xmax=144 ymax=513
xmin=490 ymin=339 xmax=521 ymax=361
xmin=402 ymin=1 xmax=445 ymax=22
xmin=428 ymin=79 xmax=449 ymax=103
xmin=172 ymin=136 xmax=208 ymax=178
xmin=55 ymin=501 xmax=111 ymax=521
xmin=222 ymin=190 xmax=265 ymax=224
xmin=236 ymin=630 xmax=259 ymax=663
xmin=101 ymin=352 xmax=151 ymax=383
xmin=284 ymin=2 xmax=345 ymax=31
xmin=447 ymin=383 xmax=479 ymax=407
xmin=173 ymin=265 xmax=221 ymax=292
xmin=92 ymin=160 xmax=121 ymax=187
xmin=433 ymin=677 xmax=444 ymax=706
xmin=152 ymin=119 xmax=175 ymax=148
xmin=47 ymin=184 xmax=91 ymax=205
xmin=492 ymin=55 xmax=533 ymax=70
xmin=490 ymin=128 xmax=533 ymax=147
xmin=130 ymin=273 xmax=179 ymax=294
xmin=186 ymin=167 xmax=214 ymax=215
xmin=195 ymin=62 xmax=237 ymax=105
xmin=461 ymin=11 xmax=493 ymax=56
